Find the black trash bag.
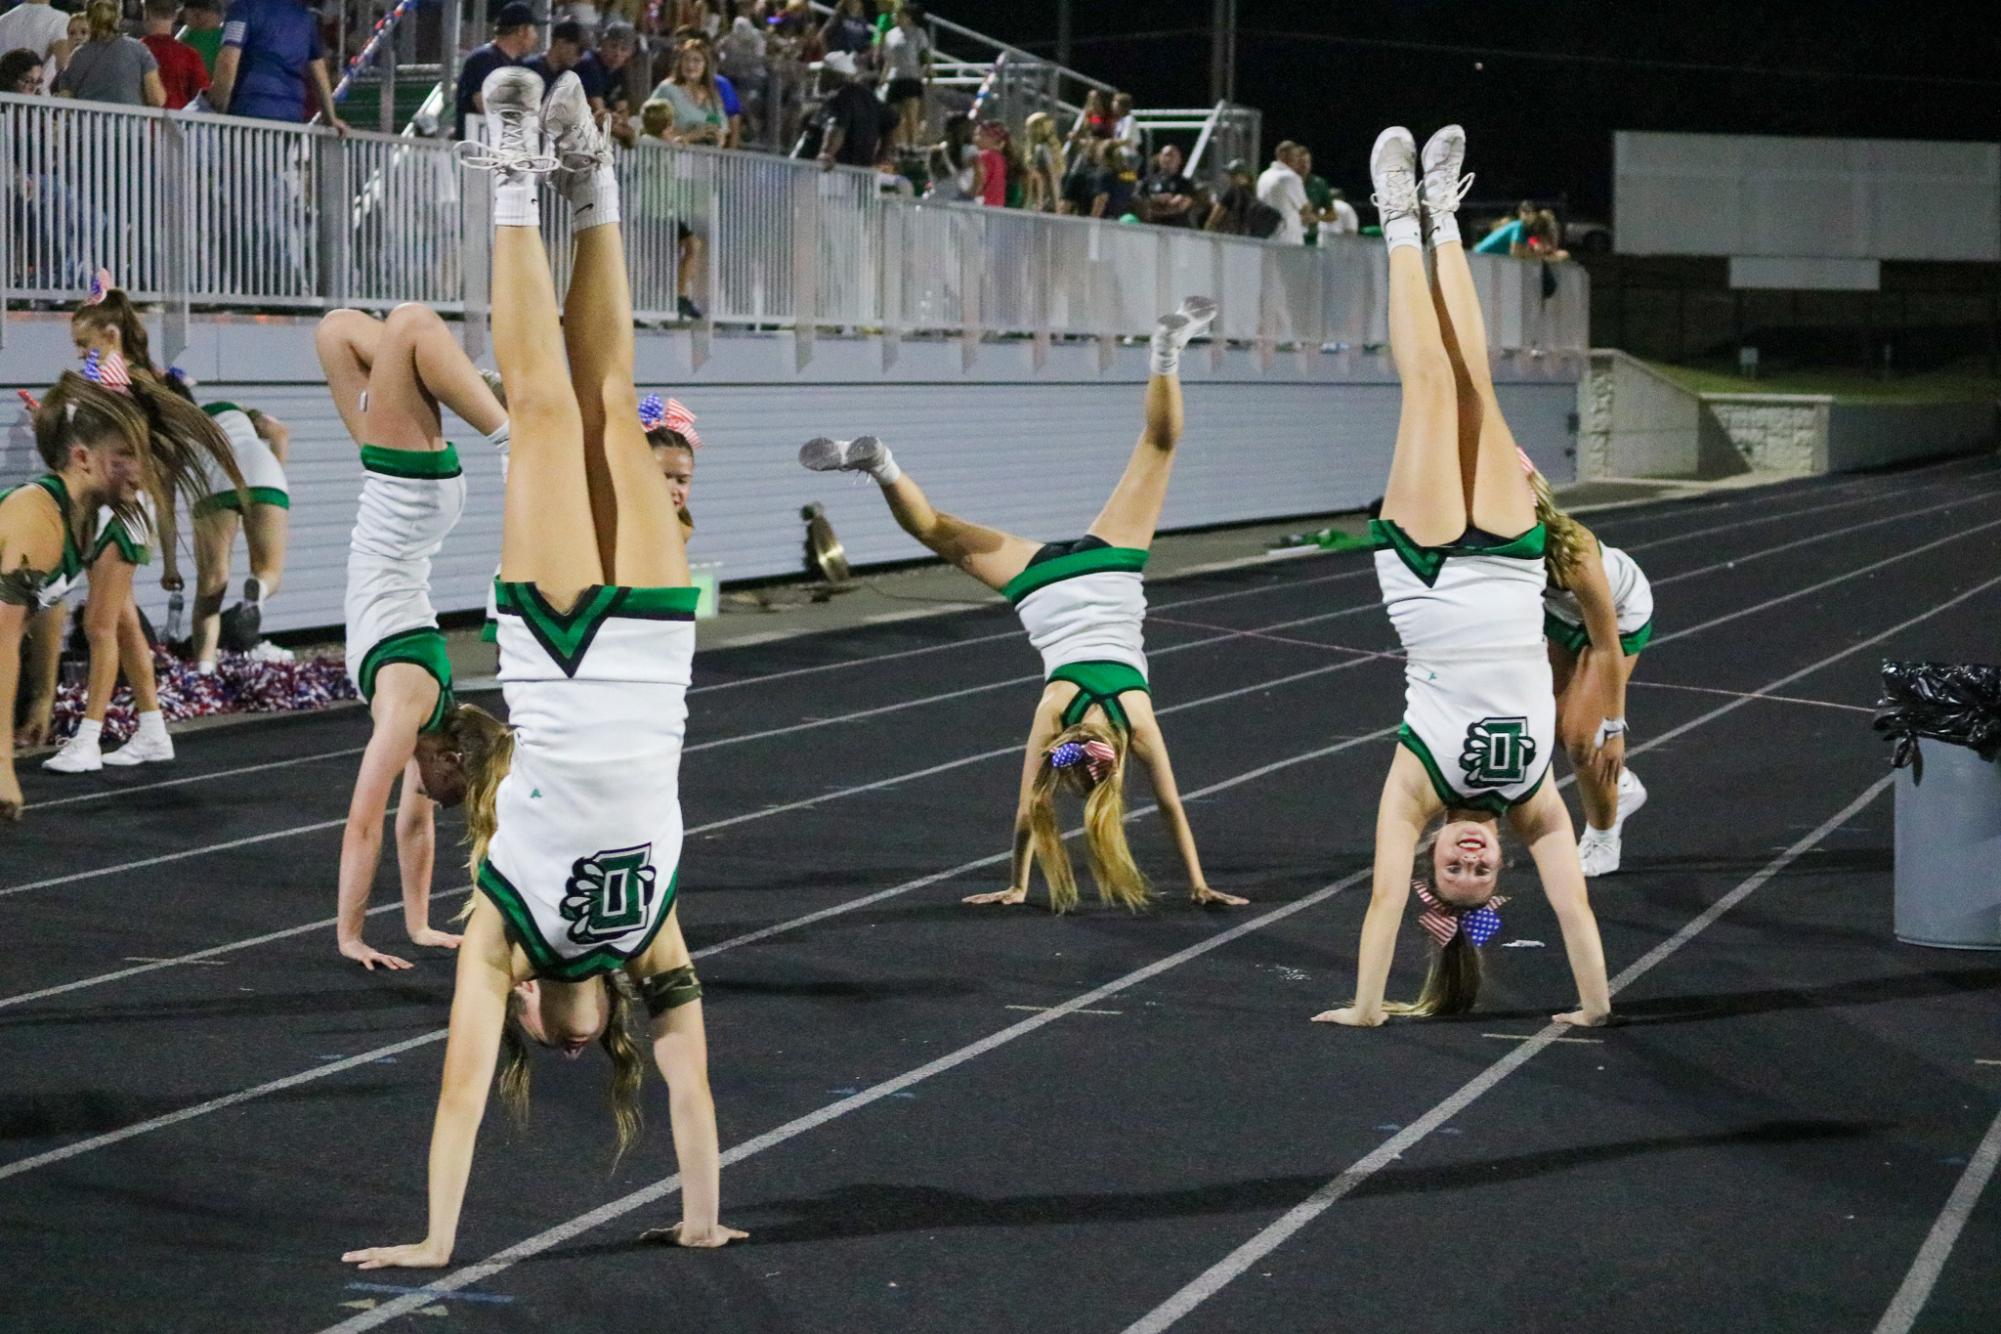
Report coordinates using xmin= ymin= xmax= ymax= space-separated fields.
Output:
xmin=1873 ymin=660 xmax=2001 ymax=772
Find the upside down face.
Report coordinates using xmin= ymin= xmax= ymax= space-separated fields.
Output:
xmin=1432 ymin=817 xmax=1500 ymax=906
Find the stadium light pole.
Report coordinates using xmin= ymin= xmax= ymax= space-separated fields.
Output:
xmin=1056 ymin=0 xmax=1072 ymax=70
xmin=1210 ymin=0 xmax=1238 ymax=104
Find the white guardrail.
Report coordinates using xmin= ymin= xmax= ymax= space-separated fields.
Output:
xmin=2 ymin=93 xmax=1588 ymax=354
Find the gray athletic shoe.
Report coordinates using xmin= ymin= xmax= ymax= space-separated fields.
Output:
xmin=1369 ymin=126 xmax=1419 ymax=226
xmin=460 ymin=67 xmax=555 ymax=180
xmin=542 ymin=70 xmax=610 ymax=195
xmin=1420 ymin=124 xmax=1473 ymax=216
xmin=798 ymin=435 xmax=891 ymax=474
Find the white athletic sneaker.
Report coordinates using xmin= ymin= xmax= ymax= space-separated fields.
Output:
xmin=1149 ymin=296 xmax=1217 ymax=376
xmin=542 ymin=71 xmax=610 ymax=187
xmin=1419 ymin=124 xmax=1474 ymax=219
xmin=42 ymin=733 xmax=103 ymax=774
xmin=459 ymin=67 xmax=556 ymax=180
xmin=1369 ymin=126 xmax=1421 ymax=232
xmin=1577 ymin=826 xmax=1622 ymax=877
xmin=102 ymin=727 xmax=175 ymax=767
xmin=1615 ymin=767 xmax=1648 ymax=826
xmin=798 ymin=435 xmax=899 ymax=484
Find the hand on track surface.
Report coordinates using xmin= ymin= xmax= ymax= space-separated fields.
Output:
xmin=340 ymin=939 xmax=414 ymax=971
xmin=962 ymin=886 xmax=1029 ymax=906
xmin=342 ymin=1239 xmax=450 ymax=1269
xmin=1191 ymin=886 xmax=1249 ymax=907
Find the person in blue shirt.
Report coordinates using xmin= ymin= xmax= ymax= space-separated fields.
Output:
xmin=454 ymin=1 xmax=541 ymax=139
xmin=210 ymin=0 xmax=346 ymax=129
xmin=529 ymin=20 xmax=598 ymax=101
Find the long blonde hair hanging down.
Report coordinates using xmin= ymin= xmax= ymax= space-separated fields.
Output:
xmin=1524 ymin=463 xmax=1595 ymax=591
xmin=1026 ymin=720 xmax=1150 ymax=914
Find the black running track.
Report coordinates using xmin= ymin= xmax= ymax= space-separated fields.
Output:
xmin=3 ymin=460 xmax=2000 ymax=1334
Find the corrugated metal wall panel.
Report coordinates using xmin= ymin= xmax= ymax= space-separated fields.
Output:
xmin=3 ymin=317 xmax=1579 ymax=636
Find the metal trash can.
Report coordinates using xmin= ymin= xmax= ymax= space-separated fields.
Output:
xmin=1877 ymin=660 xmax=2001 ymax=950
xmin=1893 ymin=743 xmax=2001 ymax=949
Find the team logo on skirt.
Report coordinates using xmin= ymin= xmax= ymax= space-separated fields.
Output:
xmin=561 ymin=843 xmax=658 ymax=943
xmin=1460 ymin=717 xmax=1535 ymax=788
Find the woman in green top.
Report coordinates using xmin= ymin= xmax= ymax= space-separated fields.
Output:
xmin=646 ymin=44 xmax=725 ymax=146
xmin=2 ymin=372 xmax=239 ymax=817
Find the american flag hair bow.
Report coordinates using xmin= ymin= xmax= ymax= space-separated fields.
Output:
xmin=1049 ymin=738 xmax=1117 ymax=784
xmin=1414 ymin=882 xmax=1507 ymax=948
xmin=167 ymin=366 xmax=198 ymax=391
xmin=82 ymin=349 xmax=132 ymax=392
xmin=639 ymin=394 xmax=701 ymax=448
xmin=18 ymin=389 xmax=41 ymax=413
xmin=82 ymin=269 xmax=115 ymax=306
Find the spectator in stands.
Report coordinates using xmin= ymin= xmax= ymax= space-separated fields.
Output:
xmin=973 ymin=119 xmax=1007 ymax=207
xmin=1324 ymin=185 xmax=1359 ymax=237
xmin=580 ymin=20 xmax=636 ymax=139
xmin=1072 ymin=88 xmax=1110 ymax=145
xmin=453 ymin=2 xmax=540 ymax=139
xmin=1475 ymin=201 xmax=1536 ymax=255
xmin=815 ymin=49 xmax=884 ymax=169
xmin=1206 ymin=159 xmax=1279 ymax=237
xmin=648 ymin=40 xmax=727 ymax=145
xmin=139 ymin=0 xmax=210 ymax=109
xmin=529 ymin=19 xmax=589 ymax=96
xmin=1101 ymin=142 xmax=1141 ymax=221
xmin=54 ymin=1 xmax=165 ymax=107
xmin=1528 ymin=209 xmax=1570 ymax=261
xmin=1022 ymin=111 xmax=1064 ymax=212
xmin=1109 ymin=90 xmax=1139 ymax=154
xmin=178 ymin=0 xmax=226 ymax=77
xmin=1060 ymin=138 xmax=1107 ymax=217
xmin=819 ymin=0 xmax=872 ymax=65
xmin=1298 ymin=146 xmax=1334 ymax=244
xmin=715 ymin=10 xmax=766 ymax=144
xmin=210 ymin=0 xmax=345 ymax=128
xmin=0 ymin=0 xmax=72 ymax=93
xmin=927 ymin=110 xmax=982 ymax=202
xmin=1 ymin=46 xmax=43 ymax=93
xmin=878 ymin=2 xmax=927 ymax=151
xmin=1255 ymin=141 xmax=1312 ymax=244
xmin=1137 ymin=141 xmax=1196 ymax=228
xmin=682 ymin=31 xmax=742 ymax=147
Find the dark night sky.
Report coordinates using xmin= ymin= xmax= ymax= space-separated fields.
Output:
xmin=924 ymin=1 xmax=2001 ymax=217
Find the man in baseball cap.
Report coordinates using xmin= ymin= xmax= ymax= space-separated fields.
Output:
xmin=455 ymin=1 xmax=543 ymax=138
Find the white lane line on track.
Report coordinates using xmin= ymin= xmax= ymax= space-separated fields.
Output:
xmin=320 ymin=560 xmax=2001 ymax=1334
xmin=20 ymin=463 xmax=1965 ymax=814
xmin=0 ymin=726 xmax=1401 ymax=1179
xmin=1118 ymin=775 xmax=1896 ymax=1334
xmin=1872 ymin=1104 xmax=2001 ymax=1334
xmin=0 ymin=653 xmax=1393 ymax=1005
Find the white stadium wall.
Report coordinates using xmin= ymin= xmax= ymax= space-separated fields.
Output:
xmin=1 ymin=316 xmax=1582 ymax=637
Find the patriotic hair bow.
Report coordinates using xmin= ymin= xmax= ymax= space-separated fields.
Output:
xmin=1414 ymin=882 xmax=1507 ymax=948
xmin=639 ymin=394 xmax=702 ymax=448
xmin=82 ymin=348 xmax=132 ymax=393
xmin=167 ymin=366 xmax=198 ymax=391
xmin=82 ymin=268 xmax=115 ymax=306
xmin=1049 ymin=738 xmax=1117 ymax=784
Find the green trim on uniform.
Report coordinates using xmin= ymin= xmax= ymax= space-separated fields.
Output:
xmin=357 ymin=626 xmax=455 ymax=733
xmin=3 ymin=475 xmax=86 ymax=588
xmin=359 ymin=442 xmax=463 ymax=480
xmin=1370 ymin=519 xmax=1548 ymax=588
xmin=1050 ymin=660 xmax=1150 ymax=731
xmin=1002 ymin=545 xmax=1149 ymax=605
xmin=493 ymin=581 xmax=698 ymax=677
xmin=1543 ymin=610 xmax=1652 ymax=657
xmin=194 ymin=485 xmax=291 ymax=516
xmin=1542 ymin=610 xmax=1590 ymax=655
xmin=1396 ymin=722 xmax=1546 ymax=817
xmin=90 ymin=512 xmax=149 ymax=566
xmin=201 ymin=401 xmax=245 ymax=418
xmin=477 ymin=858 xmax=681 ymax=981
xmin=479 ymin=617 xmax=499 ymax=644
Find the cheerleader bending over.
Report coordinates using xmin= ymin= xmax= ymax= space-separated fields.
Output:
xmin=1529 ymin=466 xmax=1652 ymax=875
xmin=799 ymin=300 xmax=1245 ymax=912
xmin=314 ymin=300 xmax=511 ymax=970
xmin=1314 ymin=126 xmax=1611 ymax=1028
xmin=342 ymin=69 xmax=739 ymax=1268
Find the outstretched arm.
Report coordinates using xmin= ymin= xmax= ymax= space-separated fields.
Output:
xmin=1315 ymin=754 xmax=1435 ymax=1026
xmin=343 ymin=899 xmax=515 ymax=1269
xmin=395 ymin=758 xmax=460 ymax=952
xmin=964 ymin=703 xmax=1059 ymax=906
xmin=1561 ymin=533 xmax=1627 ymax=785
xmin=16 ymin=604 xmax=65 ymax=749
xmin=336 ymin=677 xmax=433 ymax=970
xmin=1510 ymin=783 xmax=1612 ymax=1026
xmin=77 ymin=551 xmax=135 ymax=725
xmin=1128 ymin=708 xmax=1244 ymax=906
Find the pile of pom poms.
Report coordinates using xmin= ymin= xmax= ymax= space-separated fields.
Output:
xmin=45 ymin=646 xmax=357 ymax=742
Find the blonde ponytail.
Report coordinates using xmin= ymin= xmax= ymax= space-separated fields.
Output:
xmin=1526 ymin=466 xmax=1595 ymax=591
xmin=447 ymin=703 xmax=516 ymax=877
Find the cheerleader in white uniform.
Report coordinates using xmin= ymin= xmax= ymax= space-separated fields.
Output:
xmin=313 ymin=298 xmax=509 ymax=972
xmin=343 ymin=69 xmax=739 ymax=1271
xmin=1527 ymin=465 xmax=1653 ymax=875
xmin=798 ymin=298 xmax=1245 ymax=913
xmin=189 ymin=394 xmax=292 ymax=671
xmin=1314 ymin=125 xmax=1611 ymax=1028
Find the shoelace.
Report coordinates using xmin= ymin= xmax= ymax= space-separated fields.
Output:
xmin=1424 ymin=170 xmax=1477 ymax=213
xmin=1370 ymin=169 xmax=1420 ymax=220
xmin=453 ymin=127 xmax=560 ymax=178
